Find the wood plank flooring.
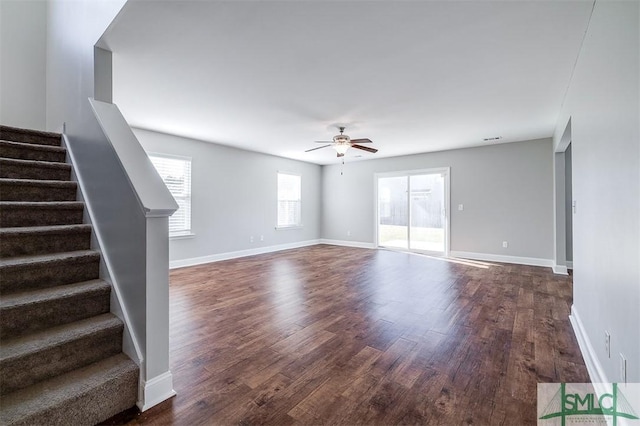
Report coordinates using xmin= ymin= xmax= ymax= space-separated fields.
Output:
xmin=119 ymin=245 xmax=588 ymax=425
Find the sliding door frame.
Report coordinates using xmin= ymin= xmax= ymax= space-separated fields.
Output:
xmin=374 ymin=167 xmax=451 ymax=256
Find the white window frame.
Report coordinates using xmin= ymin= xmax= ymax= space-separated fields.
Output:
xmin=148 ymin=153 xmax=194 ymax=238
xmin=276 ymin=171 xmax=303 ymax=230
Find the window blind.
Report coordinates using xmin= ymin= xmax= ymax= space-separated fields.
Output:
xmin=149 ymin=155 xmax=192 ymax=236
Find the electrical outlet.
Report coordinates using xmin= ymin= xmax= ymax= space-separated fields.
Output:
xmin=458 ymin=204 xmax=464 ymax=211
xmin=260 ymin=235 xmax=264 ymax=242
xmin=347 ymin=230 xmax=351 ymax=237
xmin=250 ymin=236 xmax=254 ymax=243
xmin=620 ymin=353 xmax=627 ymax=384
xmin=605 ymin=331 xmax=611 ymax=358
xmin=502 ymin=241 xmax=508 ymax=248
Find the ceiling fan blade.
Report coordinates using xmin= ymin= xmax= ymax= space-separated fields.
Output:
xmin=350 ymin=138 xmax=372 ymax=144
xmin=305 ymin=144 xmax=332 ymax=152
xmin=352 ymin=144 xmax=378 ymax=153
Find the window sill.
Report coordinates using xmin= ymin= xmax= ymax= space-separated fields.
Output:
xmin=275 ymin=225 xmax=304 ymax=231
xmin=170 ymin=232 xmax=196 ymax=240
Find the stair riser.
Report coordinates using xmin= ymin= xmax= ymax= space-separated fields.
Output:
xmin=0 ymin=255 xmax=100 ymax=294
xmin=0 ymin=129 xmax=61 ymax=147
xmin=0 ymin=144 xmax=66 ymax=163
xmin=0 ymin=183 xmax=77 ymax=202
xmin=0 ymin=230 xmax=91 ymax=257
xmin=0 ymin=325 xmax=123 ymax=395
xmin=0 ymin=163 xmax=71 ymax=181
xmin=0 ymin=290 xmax=110 ymax=340
xmin=0 ymin=206 xmax=84 ymax=227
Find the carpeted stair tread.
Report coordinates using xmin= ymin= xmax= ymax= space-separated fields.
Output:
xmin=0 ymin=201 xmax=84 ymax=227
xmin=0 ymin=140 xmax=66 ymax=163
xmin=0 ymin=249 xmax=98 ymax=268
xmin=0 ymin=314 xmax=123 ymax=395
xmin=0 ymin=353 xmax=138 ymax=426
xmin=0 ymin=125 xmax=61 ymax=146
xmin=0 ymin=158 xmax=71 ymax=180
xmin=0 ymin=279 xmax=109 ymax=310
xmin=0 ymin=250 xmax=100 ymax=294
xmin=1 ymin=313 xmax=122 ymax=361
xmin=0 ymin=223 xmax=91 ymax=235
xmin=0 ymin=224 xmax=92 ymax=258
xmin=0 ymin=280 xmax=111 ymax=339
xmin=0 ymin=178 xmax=76 ymax=188
xmin=0 ymin=178 xmax=77 ymax=201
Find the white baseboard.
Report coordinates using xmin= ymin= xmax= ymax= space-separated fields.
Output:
xmin=173 ymin=244 xmax=551 ymax=270
xmin=569 ymin=305 xmax=609 ymax=384
xmin=449 ymin=250 xmax=553 ymax=268
xmin=319 ymin=239 xmax=376 ymax=249
xmin=553 ymin=264 xmax=569 ymax=275
xmin=138 ymin=371 xmax=176 ymax=412
xmin=169 ymin=239 xmax=321 ymax=269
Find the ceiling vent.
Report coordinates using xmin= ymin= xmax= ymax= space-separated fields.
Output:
xmin=483 ymin=136 xmax=503 ymax=142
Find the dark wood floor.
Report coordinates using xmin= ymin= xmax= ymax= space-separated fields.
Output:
xmin=124 ymin=244 xmax=588 ymax=425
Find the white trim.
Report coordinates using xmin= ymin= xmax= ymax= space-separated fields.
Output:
xmin=169 ymin=239 xmax=321 ymax=269
xmin=62 ymin=134 xmax=144 ymax=366
xmin=146 ymin=151 xmax=192 ymax=162
xmin=449 ymin=250 xmax=554 ymax=268
xmin=277 ymin=171 xmax=302 ymax=229
xmin=320 ymin=239 xmax=376 ymax=249
xmin=138 ymin=371 xmax=176 ymax=412
xmin=569 ymin=305 xmax=609 ymax=385
xmin=553 ymin=264 xmax=569 ymax=275
xmin=443 ymin=169 xmax=451 ymax=256
xmin=566 ymin=261 xmax=573 ymax=269
xmin=170 ymin=232 xmax=196 ymax=240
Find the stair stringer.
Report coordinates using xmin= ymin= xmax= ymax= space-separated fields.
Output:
xmin=60 ymin=133 xmax=144 ymax=388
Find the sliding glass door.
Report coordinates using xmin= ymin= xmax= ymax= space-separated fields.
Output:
xmin=377 ymin=169 xmax=449 ymax=254
xmin=378 ymin=176 xmax=409 ymax=249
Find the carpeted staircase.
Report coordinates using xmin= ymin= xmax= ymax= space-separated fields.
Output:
xmin=0 ymin=125 xmax=139 ymax=425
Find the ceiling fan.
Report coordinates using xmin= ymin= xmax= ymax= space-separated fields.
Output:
xmin=305 ymin=127 xmax=378 ymax=157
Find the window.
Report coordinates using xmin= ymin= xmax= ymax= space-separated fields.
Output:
xmin=149 ymin=154 xmax=192 ymax=237
xmin=277 ymin=172 xmax=301 ymax=228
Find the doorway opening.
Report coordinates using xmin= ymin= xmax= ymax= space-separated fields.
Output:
xmin=565 ymin=143 xmax=573 ymax=270
xmin=376 ymin=168 xmax=450 ymax=255
xmin=554 ymin=118 xmax=573 ymax=275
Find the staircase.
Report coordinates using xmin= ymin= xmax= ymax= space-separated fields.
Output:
xmin=0 ymin=125 xmax=139 ymax=425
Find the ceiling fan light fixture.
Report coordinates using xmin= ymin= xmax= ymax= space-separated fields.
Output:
xmin=334 ymin=143 xmax=350 ymax=155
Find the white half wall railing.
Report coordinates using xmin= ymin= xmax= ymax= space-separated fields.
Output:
xmin=79 ymin=98 xmax=178 ymax=410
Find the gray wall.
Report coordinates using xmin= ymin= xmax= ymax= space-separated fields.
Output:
xmin=0 ymin=0 xmax=47 ymax=130
xmin=46 ymin=0 xmax=126 ymax=132
xmin=554 ymin=0 xmax=639 ymax=383
xmin=133 ymin=128 xmax=322 ymax=263
xmin=322 ymin=139 xmax=554 ymax=260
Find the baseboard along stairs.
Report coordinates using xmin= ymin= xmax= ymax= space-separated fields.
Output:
xmin=0 ymin=125 xmax=138 ymax=425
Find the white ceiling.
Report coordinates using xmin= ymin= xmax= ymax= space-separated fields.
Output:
xmin=104 ymin=0 xmax=593 ymax=165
